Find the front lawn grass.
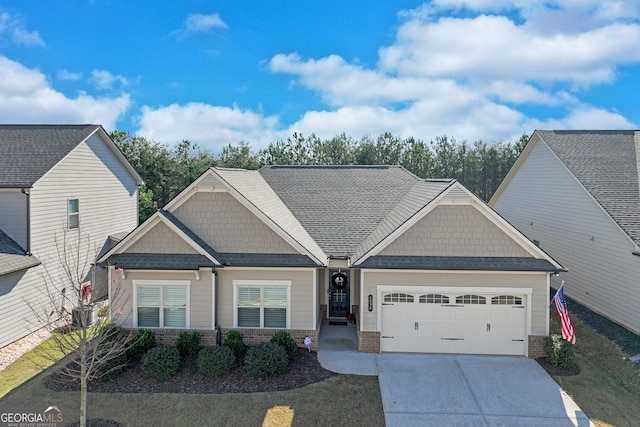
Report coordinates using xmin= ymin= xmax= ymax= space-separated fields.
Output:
xmin=0 ymin=368 xmax=384 ymax=427
xmin=0 ymin=335 xmax=69 ymax=398
xmin=549 ymin=303 xmax=640 ymax=427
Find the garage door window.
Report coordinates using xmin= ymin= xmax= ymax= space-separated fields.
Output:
xmin=420 ymin=294 xmax=449 ymax=304
xmin=384 ymin=293 xmax=414 ymax=303
xmin=456 ymin=295 xmax=486 ymax=304
xmin=492 ymin=295 xmax=522 ymax=305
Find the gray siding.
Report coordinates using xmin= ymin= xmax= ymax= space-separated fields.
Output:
xmin=173 ymin=192 xmax=298 ymax=254
xmin=0 ymin=190 xmax=28 ymax=250
xmin=216 ymin=268 xmax=315 ymax=329
xmin=128 ymin=221 xmax=199 ymax=254
xmin=361 ymin=270 xmax=548 ymax=335
xmin=492 ymin=139 xmax=640 ymax=334
xmin=113 ymin=270 xmax=213 ymax=329
xmin=380 ymin=205 xmax=531 ymax=257
xmin=0 ymin=133 xmax=139 ymax=347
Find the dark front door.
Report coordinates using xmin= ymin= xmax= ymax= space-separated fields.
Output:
xmin=329 ymin=270 xmax=350 ymax=318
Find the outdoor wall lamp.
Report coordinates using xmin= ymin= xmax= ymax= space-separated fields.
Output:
xmin=368 ymin=294 xmax=373 ymax=312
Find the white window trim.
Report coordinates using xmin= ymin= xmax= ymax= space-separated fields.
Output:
xmin=67 ymin=198 xmax=80 ymax=230
xmin=233 ymin=280 xmax=291 ymax=329
xmin=133 ymin=280 xmax=191 ymax=328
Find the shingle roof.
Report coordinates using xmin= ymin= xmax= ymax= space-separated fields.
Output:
xmin=0 ymin=229 xmax=41 ymax=275
xmin=259 ymin=165 xmax=429 ymax=257
xmin=536 ymin=130 xmax=640 ymax=244
xmin=159 ymin=210 xmax=222 ymax=262
xmin=358 ymin=256 xmax=561 ymax=272
xmin=0 ymin=125 xmax=100 ymax=187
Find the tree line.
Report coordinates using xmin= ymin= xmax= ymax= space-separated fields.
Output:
xmin=110 ymin=131 xmax=528 ymax=223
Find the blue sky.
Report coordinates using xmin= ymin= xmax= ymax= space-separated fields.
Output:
xmin=1 ymin=0 xmax=639 ymax=153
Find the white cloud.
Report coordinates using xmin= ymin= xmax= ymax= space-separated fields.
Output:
xmin=174 ymin=13 xmax=227 ymax=39
xmin=0 ymin=56 xmax=130 ymax=129
xmin=0 ymin=11 xmax=45 ymax=46
xmin=185 ymin=13 xmax=226 ymax=32
xmin=57 ymin=69 xmax=82 ymax=81
xmin=89 ymin=69 xmax=128 ymax=90
xmin=136 ymin=103 xmax=281 ymax=151
xmin=137 ymin=2 xmax=638 ymax=151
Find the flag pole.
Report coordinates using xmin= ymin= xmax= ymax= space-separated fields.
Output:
xmin=549 ymin=280 xmax=565 ymax=306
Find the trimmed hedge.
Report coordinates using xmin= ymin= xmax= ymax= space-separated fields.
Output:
xmin=270 ymin=330 xmax=298 ymax=360
xmin=129 ymin=329 xmax=156 ymax=361
xmin=545 ymin=334 xmax=577 ymax=368
xmin=223 ymin=330 xmax=246 ymax=360
xmin=243 ymin=342 xmax=288 ymax=378
xmin=177 ymin=331 xmax=201 ymax=358
xmin=142 ymin=346 xmax=180 ymax=379
xmin=197 ymin=346 xmax=235 ymax=377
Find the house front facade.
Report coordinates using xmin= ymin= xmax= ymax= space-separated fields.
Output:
xmin=0 ymin=125 xmax=143 ymax=347
xmin=490 ymin=130 xmax=640 ymax=335
xmin=100 ymin=166 xmax=562 ymax=357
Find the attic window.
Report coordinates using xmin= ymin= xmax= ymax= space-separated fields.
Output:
xmin=68 ymin=199 xmax=79 ymax=229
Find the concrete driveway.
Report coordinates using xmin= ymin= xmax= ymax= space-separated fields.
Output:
xmin=376 ymin=354 xmax=593 ymax=427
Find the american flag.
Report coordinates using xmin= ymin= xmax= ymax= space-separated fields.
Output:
xmin=553 ymin=286 xmax=576 ymax=345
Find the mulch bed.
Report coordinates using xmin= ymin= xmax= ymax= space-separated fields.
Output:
xmin=46 ymin=348 xmax=337 ymax=394
xmin=535 ymin=357 xmax=580 ymax=376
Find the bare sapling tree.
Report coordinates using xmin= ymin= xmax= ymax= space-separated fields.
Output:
xmin=29 ymin=226 xmax=133 ymax=427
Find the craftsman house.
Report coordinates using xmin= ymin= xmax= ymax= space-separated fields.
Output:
xmin=99 ymin=165 xmax=562 ymax=356
xmin=0 ymin=125 xmax=143 ymax=347
xmin=490 ymin=130 xmax=640 ymax=335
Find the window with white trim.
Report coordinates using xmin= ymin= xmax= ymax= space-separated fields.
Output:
xmin=135 ymin=281 xmax=189 ymax=328
xmin=68 ymin=199 xmax=79 ymax=229
xmin=492 ymin=295 xmax=522 ymax=305
xmin=234 ymin=281 xmax=290 ymax=328
xmin=420 ymin=294 xmax=450 ymax=304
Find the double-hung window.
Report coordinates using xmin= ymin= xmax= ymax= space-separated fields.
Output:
xmin=134 ymin=280 xmax=190 ymax=328
xmin=68 ymin=199 xmax=79 ymax=229
xmin=234 ymin=280 xmax=290 ymax=328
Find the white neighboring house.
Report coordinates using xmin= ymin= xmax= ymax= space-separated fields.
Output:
xmin=490 ymin=130 xmax=640 ymax=334
xmin=0 ymin=125 xmax=143 ymax=347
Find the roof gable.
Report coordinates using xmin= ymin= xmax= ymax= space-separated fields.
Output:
xmin=0 ymin=124 xmax=142 ymax=188
xmin=534 ymin=130 xmax=640 ymax=245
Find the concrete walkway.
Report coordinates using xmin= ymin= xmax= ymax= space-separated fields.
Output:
xmin=317 ymin=321 xmax=594 ymax=427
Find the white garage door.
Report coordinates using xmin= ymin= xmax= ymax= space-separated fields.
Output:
xmin=381 ymin=292 xmax=526 ymax=355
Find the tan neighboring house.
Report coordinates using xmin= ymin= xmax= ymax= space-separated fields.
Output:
xmin=0 ymin=125 xmax=143 ymax=347
xmin=490 ymin=130 xmax=640 ymax=335
xmin=99 ymin=165 xmax=562 ymax=356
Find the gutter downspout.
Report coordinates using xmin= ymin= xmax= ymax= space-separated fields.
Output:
xmin=21 ymin=188 xmax=31 ymax=255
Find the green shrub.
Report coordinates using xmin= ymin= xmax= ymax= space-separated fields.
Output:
xmin=129 ymin=329 xmax=157 ymax=360
xmin=270 ymin=330 xmax=298 ymax=360
xmin=97 ymin=352 xmax=129 ymax=381
xmin=141 ymin=346 xmax=180 ymax=379
xmin=545 ymin=334 xmax=577 ymax=368
xmin=177 ymin=331 xmax=202 ymax=358
xmin=97 ymin=304 xmax=109 ymax=318
xmin=243 ymin=342 xmax=288 ymax=378
xmin=197 ymin=346 xmax=235 ymax=377
xmin=223 ymin=330 xmax=246 ymax=360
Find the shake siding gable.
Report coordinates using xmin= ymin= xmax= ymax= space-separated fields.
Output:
xmin=379 ymin=204 xmax=531 ymax=257
xmin=127 ymin=222 xmax=199 ymax=254
xmin=173 ymin=192 xmax=298 ymax=254
xmin=492 ymin=138 xmax=640 ymax=333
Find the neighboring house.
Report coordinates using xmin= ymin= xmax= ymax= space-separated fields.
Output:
xmin=99 ymin=166 xmax=562 ymax=356
xmin=490 ymin=130 xmax=640 ymax=335
xmin=0 ymin=125 xmax=143 ymax=347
